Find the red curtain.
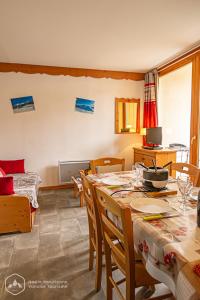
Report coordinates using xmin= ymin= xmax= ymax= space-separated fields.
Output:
xmin=143 ymin=71 xmax=158 ymax=145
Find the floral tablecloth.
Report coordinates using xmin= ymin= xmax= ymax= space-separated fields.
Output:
xmin=8 ymin=172 xmax=42 ymax=208
xmin=88 ymin=171 xmax=200 ymax=300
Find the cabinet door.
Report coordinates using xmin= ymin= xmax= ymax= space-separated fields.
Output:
xmin=134 ymin=154 xmax=154 ymax=167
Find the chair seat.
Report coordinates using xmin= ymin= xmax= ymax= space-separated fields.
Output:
xmin=111 ymin=242 xmax=158 ymax=287
xmin=135 ymin=261 xmax=159 ymax=288
xmin=112 ymin=242 xmax=145 ymax=277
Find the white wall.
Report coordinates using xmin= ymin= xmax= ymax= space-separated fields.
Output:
xmin=158 ymin=63 xmax=192 ymax=148
xmin=0 ymin=72 xmax=144 ymax=186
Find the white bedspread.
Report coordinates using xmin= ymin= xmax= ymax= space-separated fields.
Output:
xmin=7 ymin=172 xmax=42 ymax=208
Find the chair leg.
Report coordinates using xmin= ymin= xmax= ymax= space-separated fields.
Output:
xmin=80 ymin=191 xmax=84 ymax=207
xmin=89 ymin=241 xmax=94 ymax=271
xmin=95 ymin=247 xmax=102 ymax=291
xmin=126 ymin=270 xmax=135 ymax=300
xmin=104 ymin=244 xmax=113 ymax=300
xmin=73 ymin=186 xmax=78 ymax=198
xmin=107 ymin=276 xmax=113 ymax=300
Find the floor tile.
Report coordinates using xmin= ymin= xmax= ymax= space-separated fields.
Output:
xmin=60 ymin=217 xmax=82 ymax=242
xmin=14 ymin=226 xmax=39 ymax=249
xmin=39 ymin=204 xmax=57 ymax=216
xmin=74 ymin=207 xmax=87 ymax=217
xmin=0 ymin=239 xmax=14 ymax=268
xmin=62 ymin=237 xmax=89 ymax=257
xmin=0 ymin=268 xmax=8 ymax=298
xmin=78 ymin=216 xmax=89 ymax=236
xmin=39 ymin=214 xmax=60 ymax=234
xmin=38 ymin=233 xmax=64 ymax=261
xmin=58 ymin=207 xmax=76 ymax=219
xmin=9 ymin=248 xmax=38 ymax=281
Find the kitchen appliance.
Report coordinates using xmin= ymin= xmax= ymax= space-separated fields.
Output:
xmin=143 ymin=166 xmax=169 ymax=190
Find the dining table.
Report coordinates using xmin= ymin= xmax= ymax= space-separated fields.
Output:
xmin=87 ymin=171 xmax=200 ymax=300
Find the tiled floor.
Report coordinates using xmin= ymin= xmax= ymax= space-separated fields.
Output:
xmin=0 ymin=189 xmax=172 ymax=300
xmin=0 ymin=189 xmax=105 ymax=300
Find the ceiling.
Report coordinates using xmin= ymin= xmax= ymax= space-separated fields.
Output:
xmin=0 ymin=0 xmax=200 ymax=72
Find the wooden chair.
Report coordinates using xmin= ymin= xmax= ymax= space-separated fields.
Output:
xmin=71 ymin=176 xmax=84 ymax=207
xmin=170 ymin=162 xmax=200 ymax=186
xmin=90 ymin=157 xmax=125 ymax=174
xmin=95 ymin=187 xmax=172 ymax=300
xmin=80 ymin=170 xmax=103 ymax=291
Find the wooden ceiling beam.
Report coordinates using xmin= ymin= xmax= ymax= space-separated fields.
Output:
xmin=0 ymin=62 xmax=145 ymax=81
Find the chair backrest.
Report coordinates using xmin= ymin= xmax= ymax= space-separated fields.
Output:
xmin=80 ymin=171 xmax=102 ymax=245
xmin=90 ymin=157 xmax=125 ymax=174
xmin=95 ymin=187 xmax=135 ymax=297
xmin=171 ymin=162 xmax=200 ymax=186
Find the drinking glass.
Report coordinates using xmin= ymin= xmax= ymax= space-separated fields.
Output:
xmin=177 ymin=175 xmax=193 ymax=211
xmin=133 ymin=162 xmax=144 ymax=186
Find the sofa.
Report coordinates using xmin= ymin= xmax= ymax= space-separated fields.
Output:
xmin=0 ymin=172 xmax=41 ymax=234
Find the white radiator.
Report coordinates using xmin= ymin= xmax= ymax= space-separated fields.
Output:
xmin=58 ymin=160 xmax=90 ymax=183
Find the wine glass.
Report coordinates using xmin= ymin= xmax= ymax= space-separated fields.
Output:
xmin=133 ymin=162 xmax=144 ymax=186
xmin=177 ymin=175 xmax=193 ymax=211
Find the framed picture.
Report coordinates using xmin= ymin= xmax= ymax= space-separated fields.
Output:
xmin=75 ymin=98 xmax=95 ymax=113
xmin=11 ymin=96 xmax=35 ymax=113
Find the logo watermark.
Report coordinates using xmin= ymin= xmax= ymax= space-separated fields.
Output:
xmin=5 ymin=273 xmax=68 ymax=295
xmin=5 ymin=274 xmax=25 ymax=295
xmin=28 ymin=280 xmax=68 ymax=289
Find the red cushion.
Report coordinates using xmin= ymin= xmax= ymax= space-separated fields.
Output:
xmin=0 ymin=167 xmax=6 ymax=177
xmin=31 ymin=205 xmax=36 ymax=213
xmin=0 ymin=176 xmax=14 ymax=195
xmin=0 ymin=159 xmax=25 ymax=174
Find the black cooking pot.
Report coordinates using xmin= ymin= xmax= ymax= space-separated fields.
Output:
xmin=143 ymin=167 xmax=169 ymax=190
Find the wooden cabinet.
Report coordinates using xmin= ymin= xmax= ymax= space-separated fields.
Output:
xmin=133 ymin=147 xmax=177 ymax=175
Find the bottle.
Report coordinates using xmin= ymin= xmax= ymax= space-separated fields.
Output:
xmin=197 ymin=190 xmax=200 ymax=227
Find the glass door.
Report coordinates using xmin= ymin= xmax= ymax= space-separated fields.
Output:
xmin=158 ymin=63 xmax=192 ymax=163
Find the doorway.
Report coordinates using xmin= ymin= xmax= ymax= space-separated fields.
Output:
xmin=158 ymin=63 xmax=192 ymax=162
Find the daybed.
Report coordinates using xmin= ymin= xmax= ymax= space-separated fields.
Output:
xmin=0 ymin=172 xmax=41 ymax=234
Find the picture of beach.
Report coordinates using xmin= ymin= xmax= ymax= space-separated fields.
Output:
xmin=11 ymin=96 xmax=35 ymax=113
xmin=75 ymin=98 xmax=95 ymax=113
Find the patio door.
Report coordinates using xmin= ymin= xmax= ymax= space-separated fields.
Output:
xmin=158 ymin=50 xmax=200 ymax=167
xmin=190 ymin=53 xmax=200 ymax=166
xmin=158 ymin=63 xmax=192 ymax=163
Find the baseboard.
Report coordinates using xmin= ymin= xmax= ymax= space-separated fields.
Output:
xmin=39 ymin=183 xmax=74 ymax=191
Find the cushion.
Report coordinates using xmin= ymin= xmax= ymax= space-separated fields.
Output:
xmin=31 ymin=205 xmax=37 ymax=213
xmin=0 ymin=167 xmax=6 ymax=177
xmin=0 ymin=176 xmax=14 ymax=195
xmin=0 ymin=159 xmax=25 ymax=174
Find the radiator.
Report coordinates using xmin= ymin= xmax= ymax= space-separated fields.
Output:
xmin=58 ymin=160 xmax=90 ymax=183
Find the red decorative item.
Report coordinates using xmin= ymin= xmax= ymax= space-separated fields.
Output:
xmin=0 ymin=167 xmax=6 ymax=177
xmin=193 ymin=264 xmax=200 ymax=277
xmin=150 ymin=219 xmax=165 ymax=229
xmin=0 ymin=159 xmax=25 ymax=174
xmin=172 ymin=228 xmax=187 ymax=237
xmin=30 ymin=205 xmax=36 ymax=213
xmin=143 ymin=240 xmax=149 ymax=253
xmin=138 ymin=242 xmax=143 ymax=252
xmin=164 ymin=252 xmax=176 ymax=266
xmin=179 ymin=226 xmax=187 ymax=232
xmin=0 ymin=176 xmax=14 ymax=195
xmin=143 ymin=71 xmax=158 ymax=146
